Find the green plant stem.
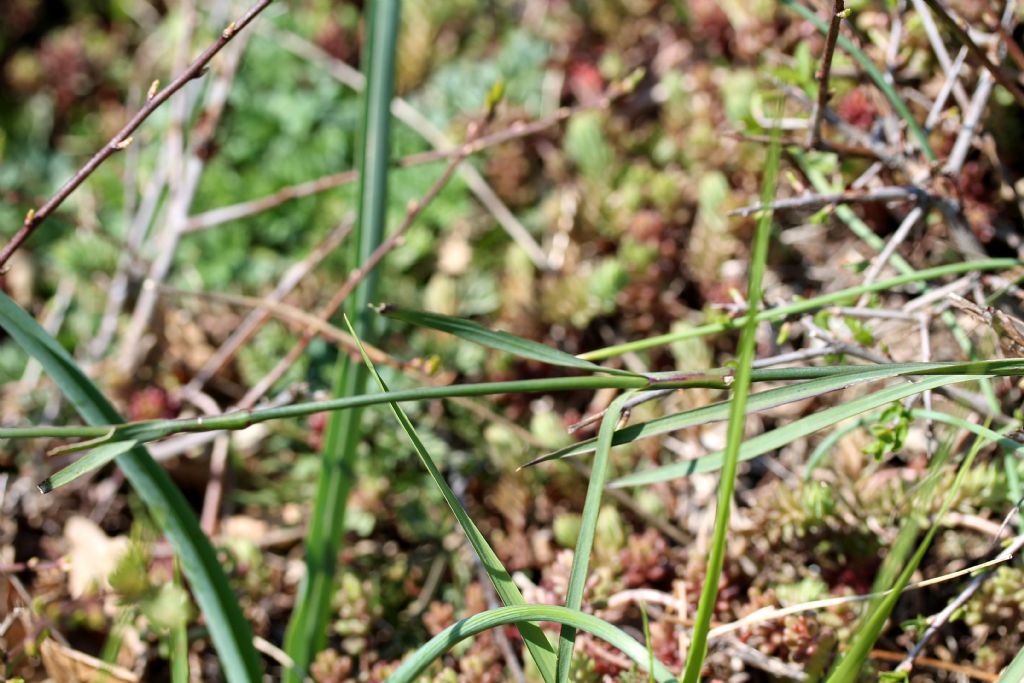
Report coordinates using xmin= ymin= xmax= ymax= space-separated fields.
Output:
xmin=10 ymin=360 xmax=1024 ymax=445
xmin=556 ymin=392 xmax=633 ymax=680
xmin=282 ymin=0 xmax=400 ymax=675
xmin=384 ymin=606 xmax=677 ymax=683
xmin=579 ymin=259 xmax=1017 ymax=360
xmin=350 ymin=318 xmax=557 ymax=681
xmin=681 ymin=119 xmax=781 ymax=683
xmin=826 ymin=422 xmax=992 ymax=681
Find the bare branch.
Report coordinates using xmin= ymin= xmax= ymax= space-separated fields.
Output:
xmin=808 ymin=0 xmax=846 ymax=148
xmin=183 ymin=90 xmax=621 ymax=233
xmin=730 ymin=186 xmax=923 ymax=217
xmin=920 ymin=0 xmax=1024 ymax=108
xmin=0 ymin=0 xmax=275 ymax=269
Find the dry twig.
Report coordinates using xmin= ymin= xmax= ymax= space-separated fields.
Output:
xmin=808 ymin=0 xmax=846 ymax=148
xmin=0 ymin=0 xmax=274 ymax=269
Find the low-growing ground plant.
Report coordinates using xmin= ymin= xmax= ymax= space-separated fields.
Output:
xmin=1 ymin=1 xmax=1023 ymax=682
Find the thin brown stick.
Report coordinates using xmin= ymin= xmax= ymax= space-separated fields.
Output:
xmin=183 ymin=96 xmax=614 ymax=233
xmin=236 ymin=119 xmax=486 ymax=409
xmin=180 ymin=217 xmax=354 ymax=399
xmin=808 ymin=0 xmax=846 ymax=148
xmin=0 ymin=0 xmax=274 ymax=269
xmin=996 ymin=25 xmax=1024 ymax=74
xmin=919 ymin=0 xmax=1024 ymax=108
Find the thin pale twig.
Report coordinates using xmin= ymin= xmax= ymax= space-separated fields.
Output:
xmin=911 ymin=0 xmax=972 ymax=109
xmin=263 ymin=26 xmax=555 ymax=270
xmin=179 ymin=217 xmax=354 ymax=399
xmin=0 ymin=0 xmax=274 ymax=269
xmin=730 ymin=186 xmax=922 ymax=217
xmin=708 ymin=549 xmax=1016 ymax=639
xmin=237 ymin=119 xmax=487 ymax=409
xmin=920 ymin=0 xmax=1024 ymax=108
xmin=183 ymin=78 xmax=627 ymax=235
xmin=857 ymin=205 xmax=925 ymax=301
xmin=119 ymin=19 xmax=254 ymax=373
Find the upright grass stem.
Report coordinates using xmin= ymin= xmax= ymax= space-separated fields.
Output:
xmin=282 ymin=0 xmax=400 ymax=675
xmin=681 ymin=124 xmax=782 ymax=682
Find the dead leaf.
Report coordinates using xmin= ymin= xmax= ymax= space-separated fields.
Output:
xmin=64 ymin=516 xmax=130 ymax=598
xmin=40 ymin=638 xmax=139 ymax=683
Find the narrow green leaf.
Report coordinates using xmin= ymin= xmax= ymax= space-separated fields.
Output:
xmin=826 ymin=424 xmax=992 ymax=682
xmin=525 ymin=362 xmax=994 ymax=468
xmin=0 ymin=292 xmax=261 ymax=681
xmin=610 ymin=375 xmax=979 ymax=488
xmin=9 ymin=360 xmax=1023 ymax=451
xmin=578 ymin=259 xmax=1018 ymax=361
xmin=38 ymin=440 xmax=138 ymax=493
xmin=781 ymin=0 xmax=936 ymax=161
xmin=378 ymin=305 xmax=639 ymax=377
xmin=681 ymin=114 xmax=780 ymax=682
xmin=804 ymin=408 xmax=1024 ymax=478
xmin=385 ymin=605 xmax=677 ymax=683
xmin=557 ymin=392 xmax=633 ymax=681
xmin=347 ymin=317 xmax=557 ymax=683
xmin=283 ymin=0 xmax=401 ymax=674
xmin=170 ymin=563 xmax=190 ymax=683
xmin=997 ymin=646 xmax=1024 ymax=683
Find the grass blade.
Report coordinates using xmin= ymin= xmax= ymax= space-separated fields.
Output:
xmin=781 ymin=0 xmax=936 ymax=161
xmin=680 ymin=115 xmax=780 ymax=683
xmin=998 ymin=647 xmax=1024 ymax=683
xmin=347 ymin=317 xmax=558 ymax=682
xmin=38 ymin=440 xmax=138 ymax=493
xmin=578 ymin=258 xmax=1017 ymax=361
xmin=385 ymin=605 xmax=677 ymax=683
xmin=556 ymin=391 xmax=633 ymax=680
xmin=378 ymin=305 xmax=639 ymax=376
xmin=524 ymin=361 xmax=1007 ymax=468
xmin=804 ymin=408 xmax=1024 ymax=478
xmin=282 ymin=0 xmax=400 ymax=675
xmin=9 ymin=360 xmax=1024 ymax=450
xmin=825 ymin=424 xmax=992 ymax=681
xmin=610 ymin=374 xmax=980 ymax=488
xmin=170 ymin=563 xmax=189 ymax=683
xmin=0 ymin=292 xmax=261 ymax=681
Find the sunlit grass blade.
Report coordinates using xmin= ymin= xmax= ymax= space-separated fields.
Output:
xmin=680 ymin=114 xmax=780 ymax=683
xmin=385 ymin=605 xmax=677 ymax=683
xmin=38 ymin=440 xmax=138 ymax=493
xmin=378 ymin=304 xmax=640 ymax=377
xmin=610 ymin=374 xmax=980 ymax=488
xmin=282 ymin=0 xmax=400 ymax=675
xmin=523 ymin=361 xmax=1019 ymax=468
xmin=346 ymin=316 xmax=557 ymax=683
xmin=780 ymin=0 xmax=935 ymax=161
xmin=825 ymin=423 xmax=992 ymax=682
xmin=578 ymin=258 xmax=1017 ymax=361
xmin=8 ymin=360 xmax=1024 ymax=452
xmin=556 ymin=391 xmax=632 ymax=681
xmin=0 ymin=291 xmax=261 ymax=681
xmin=998 ymin=646 xmax=1024 ymax=682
